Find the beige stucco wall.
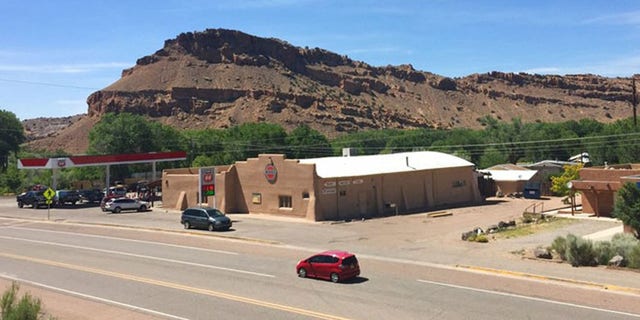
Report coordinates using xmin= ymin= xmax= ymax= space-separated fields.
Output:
xmin=162 ymin=154 xmax=482 ymax=221
xmin=162 ymin=167 xmax=201 ymax=210
xmin=226 ymin=154 xmax=316 ymax=218
xmin=313 ymin=166 xmax=481 ymax=221
xmin=163 ymin=165 xmax=231 ymax=211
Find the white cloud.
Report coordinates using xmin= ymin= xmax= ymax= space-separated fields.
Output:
xmin=0 ymin=62 xmax=130 ymax=74
xmin=522 ymin=54 xmax=640 ymax=77
xmin=583 ymin=10 xmax=640 ymax=25
xmin=522 ymin=67 xmax=562 ymax=75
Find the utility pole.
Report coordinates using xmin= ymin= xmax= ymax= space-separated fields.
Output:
xmin=633 ymin=75 xmax=638 ymax=129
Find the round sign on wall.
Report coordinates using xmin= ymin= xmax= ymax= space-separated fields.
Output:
xmin=264 ymin=163 xmax=278 ymax=184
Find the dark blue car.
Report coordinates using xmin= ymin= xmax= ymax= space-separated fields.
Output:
xmin=181 ymin=207 xmax=232 ymax=231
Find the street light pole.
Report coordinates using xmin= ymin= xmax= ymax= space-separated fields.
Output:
xmin=633 ymin=75 xmax=638 ymax=129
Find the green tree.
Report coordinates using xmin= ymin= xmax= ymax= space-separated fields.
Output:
xmin=520 ymin=122 xmax=577 ymax=163
xmin=0 ymin=110 xmax=26 ymax=172
xmin=88 ymin=113 xmax=156 ymax=155
xmin=332 ymin=129 xmax=402 ymax=155
xmin=480 ymin=116 xmax=525 ymax=164
xmin=224 ymin=123 xmax=287 ymax=162
xmin=284 ymin=124 xmax=332 ymax=159
xmin=87 ymin=113 xmax=186 ymax=182
xmin=430 ymin=128 xmax=484 ymax=163
xmin=550 ymin=164 xmax=583 ymax=196
xmin=612 ymin=182 xmax=640 ymax=239
xmin=477 ymin=146 xmax=508 ymax=169
xmin=0 ymin=154 xmax=23 ymax=193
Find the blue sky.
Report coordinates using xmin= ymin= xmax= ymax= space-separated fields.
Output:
xmin=1 ymin=0 xmax=639 ymax=120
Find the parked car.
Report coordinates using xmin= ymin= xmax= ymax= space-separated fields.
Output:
xmin=78 ymin=189 xmax=104 ymax=203
xmin=180 ymin=207 xmax=232 ymax=231
xmin=54 ymin=190 xmax=81 ymax=206
xmin=296 ymin=250 xmax=360 ymax=283
xmin=106 ymin=186 xmax=127 ymax=197
xmin=16 ymin=190 xmax=47 ymax=209
xmin=103 ymin=197 xmax=149 ymax=213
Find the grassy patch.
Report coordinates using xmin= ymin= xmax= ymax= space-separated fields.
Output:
xmin=494 ymin=217 xmax=577 ymax=239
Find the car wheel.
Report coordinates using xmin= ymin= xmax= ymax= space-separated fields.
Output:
xmin=330 ymin=273 xmax=339 ymax=283
xmin=183 ymin=221 xmax=191 ymax=229
xmin=208 ymin=223 xmax=215 ymax=232
xmin=113 ymin=207 xmax=121 ymax=213
xmin=18 ymin=201 xmax=23 ymax=208
xmin=138 ymin=205 xmax=147 ymax=212
xmin=298 ymin=268 xmax=307 ymax=278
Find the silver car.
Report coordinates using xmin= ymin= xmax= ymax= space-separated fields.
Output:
xmin=104 ymin=197 xmax=149 ymax=213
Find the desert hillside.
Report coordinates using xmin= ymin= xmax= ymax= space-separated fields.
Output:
xmin=25 ymin=28 xmax=636 ymax=154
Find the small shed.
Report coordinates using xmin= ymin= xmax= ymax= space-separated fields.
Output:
xmin=478 ymin=168 xmax=538 ymax=196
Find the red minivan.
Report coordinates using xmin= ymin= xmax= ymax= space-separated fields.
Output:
xmin=296 ymin=250 xmax=360 ymax=283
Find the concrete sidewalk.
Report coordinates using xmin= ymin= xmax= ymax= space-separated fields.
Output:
xmin=547 ymin=208 xmax=623 ymax=242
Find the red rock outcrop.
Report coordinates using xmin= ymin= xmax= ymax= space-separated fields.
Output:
xmin=25 ymin=28 xmax=638 ymax=153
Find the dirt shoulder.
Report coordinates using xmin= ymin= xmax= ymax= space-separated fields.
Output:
xmin=0 ymin=278 xmax=161 ymax=320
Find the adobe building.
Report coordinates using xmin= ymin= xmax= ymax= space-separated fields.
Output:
xmin=479 ymin=164 xmax=539 ymax=197
xmin=521 ymin=160 xmax=576 ymax=196
xmin=162 ymin=151 xmax=484 ymax=221
xmin=571 ymin=164 xmax=640 ymax=217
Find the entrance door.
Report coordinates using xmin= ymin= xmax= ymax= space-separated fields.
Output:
xmin=358 ymin=191 xmax=368 ymax=215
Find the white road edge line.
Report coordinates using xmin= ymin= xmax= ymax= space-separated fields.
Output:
xmin=417 ymin=279 xmax=640 ymax=318
xmin=0 ymin=235 xmax=275 ymax=278
xmin=0 ymin=273 xmax=189 ymax=320
xmin=10 ymin=225 xmax=238 ymax=255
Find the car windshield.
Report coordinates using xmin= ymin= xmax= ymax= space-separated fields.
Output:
xmin=205 ymin=209 xmax=225 ymax=217
xmin=341 ymin=256 xmax=358 ymax=266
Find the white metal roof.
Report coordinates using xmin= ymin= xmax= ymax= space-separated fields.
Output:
xmin=478 ymin=169 xmax=538 ymax=182
xmin=299 ymin=151 xmax=474 ymax=178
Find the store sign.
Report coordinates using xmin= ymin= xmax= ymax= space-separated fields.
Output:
xmin=321 ymin=188 xmax=336 ymax=195
xmin=265 ymin=163 xmax=278 ymax=184
xmin=199 ymin=167 xmax=216 ymax=197
xmin=56 ymin=158 xmax=67 ymax=168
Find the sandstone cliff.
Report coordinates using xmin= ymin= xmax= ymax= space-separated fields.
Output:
xmin=26 ymin=28 xmax=637 ymax=153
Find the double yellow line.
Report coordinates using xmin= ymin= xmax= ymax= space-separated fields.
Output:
xmin=0 ymin=252 xmax=351 ymax=320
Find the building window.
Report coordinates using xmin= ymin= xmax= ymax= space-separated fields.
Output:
xmin=302 ymin=192 xmax=310 ymax=199
xmin=452 ymin=180 xmax=466 ymax=188
xmin=279 ymin=195 xmax=292 ymax=208
xmin=252 ymin=193 xmax=262 ymax=204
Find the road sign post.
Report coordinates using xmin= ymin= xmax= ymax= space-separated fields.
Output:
xmin=43 ymin=188 xmax=55 ymax=220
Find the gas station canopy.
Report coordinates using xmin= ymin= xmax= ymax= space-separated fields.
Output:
xmin=18 ymin=151 xmax=187 ymax=169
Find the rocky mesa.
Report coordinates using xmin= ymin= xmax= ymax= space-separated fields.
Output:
xmin=26 ymin=28 xmax=637 ymax=154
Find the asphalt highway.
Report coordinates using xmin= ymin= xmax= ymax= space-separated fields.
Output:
xmin=0 ymin=196 xmax=638 ymax=319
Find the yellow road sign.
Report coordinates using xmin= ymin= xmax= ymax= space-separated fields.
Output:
xmin=43 ymin=188 xmax=55 ymax=200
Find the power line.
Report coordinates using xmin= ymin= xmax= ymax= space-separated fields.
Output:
xmin=0 ymin=78 xmax=99 ymax=90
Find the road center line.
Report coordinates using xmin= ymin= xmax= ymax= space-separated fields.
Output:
xmin=0 ymin=235 xmax=274 ymax=278
xmin=417 ymin=279 xmax=640 ymax=318
xmin=0 ymin=252 xmax=351 ymax=320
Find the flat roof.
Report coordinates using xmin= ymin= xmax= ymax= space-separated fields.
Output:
xmin=299 ymin=151 xmax=474 ymax=178
xmin=479 ymin=169 xmax=538 ymax=182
